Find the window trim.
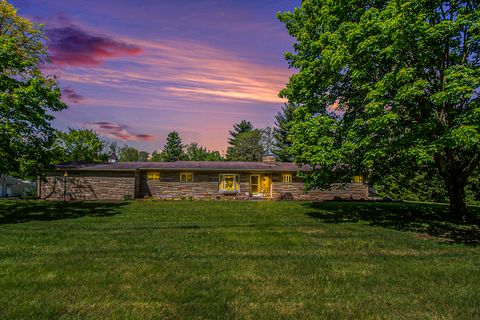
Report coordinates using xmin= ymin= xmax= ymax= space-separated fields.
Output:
xmin=180 ymin=172 xmax=194 ymax=182
xmin=281 ymin=173 xmax=292 ymax=183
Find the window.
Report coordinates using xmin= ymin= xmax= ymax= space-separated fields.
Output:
xmin=281 ymin=173 xmax=292 ymax=183
xmin=353 ymin=176 xmax=364 ymax=183
xmin=219 ymin=174 xmax=240 ymax=193
xmin=180 ymin=172 xmax=193 ymax=182
xmin=147 ymin=172 xmax=160 ymax=181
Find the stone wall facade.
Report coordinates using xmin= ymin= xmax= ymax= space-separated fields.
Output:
xmin=39 ymin=170 xmax=368 ymax=201
xmin=271 ymin=182 xmax=368 ymax=201
xmin=39 ymin=171 xmax=135 ymax=201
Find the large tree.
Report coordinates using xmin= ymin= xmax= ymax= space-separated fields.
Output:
xmin=162 ymin=131 xmax=185 ymax=162
xmin=0 ymin=0 xmax=66 ymax=177
xmin=54 ymin=128 xmax=105 ymax=163
xmin=273 ymin=103 xmax=296 ymax=161
xmin=185 ymin=143 xmax=222 ymax=161
xmin=118 ymin=145 xmax=149 ymax=162
xmin=226 ymin=120 xmax=254 ymax=160
xmin=227 ymin=130 xmax=264 ymax=162
xmin=278 ymin=0 xmax=480 ymax=220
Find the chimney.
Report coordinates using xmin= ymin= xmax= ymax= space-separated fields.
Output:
xmin=262 ymin=154 xmax=277 ymax=164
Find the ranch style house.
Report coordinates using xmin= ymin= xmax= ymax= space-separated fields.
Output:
xmin=38 ymin=156 xmax=368 ymax=201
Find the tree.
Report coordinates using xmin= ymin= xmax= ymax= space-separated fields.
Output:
xmin=260 ymin=127 xmax=275 ymax=155
xmin=0 ymin=0 xmax=66 ymax=177
xmin=186 ymin=142 xmax=222 ymax=161
xmin=227 ymin=120 xmax=254 ymax=145
xmin=273 ymin=103 xmax=296 ymax=161
xmin=226 ymin=120 xmax=254 ymax=160
xmin=227 ymin=130 xmax=264 ymax=162
xmin=54 ymin=128 xmax=105 ymax=163
xmin=278 ymin=1 xmax=480 ymax=220
xmin=150 ymin=150 xmax=164 ymax=162
xmin=118 ymin=145 xmax=149 ymax=162
xmin=162 ymin=131 xmax=184 ymax=162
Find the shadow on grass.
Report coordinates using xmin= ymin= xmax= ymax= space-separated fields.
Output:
xmin=306 ymin=201 xmax=480 ymax=245
xmin=0 ymin=200 xmax=127 ymax=225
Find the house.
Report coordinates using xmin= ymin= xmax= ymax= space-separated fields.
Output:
xmin=0 ymin=175 xmax=34 ymax=198
xmin=38 ymin=156 xmax=368 ymax=201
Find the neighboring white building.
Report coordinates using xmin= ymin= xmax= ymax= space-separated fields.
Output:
xmin=0 ymin=175 xmax=34 ymax=198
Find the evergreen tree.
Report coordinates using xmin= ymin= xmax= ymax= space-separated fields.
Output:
xmin=227 ymin=120 xmax=254 ymax=145
xmin=226 ymin=120 xmax=254 ymax=160
xmin=273 ymin=103 xmax=296 ymax=162
xmin=162 ymin=131 xmax=184 ymax=162
xmin=227 ymin=130 xmax=264 ymax=162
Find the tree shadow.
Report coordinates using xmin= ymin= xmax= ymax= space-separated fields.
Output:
xmin=0 ymin=200 xmax=127 ymax=225
xmin=305 ymin=201 xmax=480 ymax=245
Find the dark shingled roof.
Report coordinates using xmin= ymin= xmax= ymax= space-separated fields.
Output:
xmin=54 ymin=161 xmax=309 ymax=172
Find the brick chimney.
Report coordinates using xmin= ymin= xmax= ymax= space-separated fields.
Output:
xmin=262 ymin=154 xmax=277 ymax=164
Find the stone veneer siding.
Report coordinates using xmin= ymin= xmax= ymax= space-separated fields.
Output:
xmin=39 ymin=170 xmax=369 ymax=201
xmin=39 ymin=171 xmax=135 ymax=201
xmin=271 ymin=182 xmax=368 ymax=200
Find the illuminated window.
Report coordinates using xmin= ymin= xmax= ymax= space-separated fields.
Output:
xmin=180 ymin=172 xmax=193 ymax=182
xmin=219 ymin=174 xmax=240 ymax=193
xmin=353 ymin=176 xmax=364 ymax=183
xmin=281 ymin=173 xmax=292 ymax=183
xmin=147 ymin=172 xmax=160 ymax=181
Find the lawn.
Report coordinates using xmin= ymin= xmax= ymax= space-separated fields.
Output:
xmin=0 ymin=200 xmax=479 ymax=319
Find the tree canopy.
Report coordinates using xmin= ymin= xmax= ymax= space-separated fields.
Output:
xmin=278 ymin=0 xmax=480 ymax=220
xmin=161 ymin=131 xmax=185 ymax=162
xmin=118 ymin=145 xmax=149 ymax=162
xmin=0 ymin=0 xmax=66 ymax=177
xmin=54 ymin=128 xmax=105 ymax=163
xmin=273 ymin=103 xmax=296 ymax=161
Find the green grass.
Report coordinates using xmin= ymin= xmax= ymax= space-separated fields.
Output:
xmin=0 ymin=200 xmax=479 ymax=319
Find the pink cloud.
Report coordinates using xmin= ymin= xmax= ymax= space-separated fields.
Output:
xmin=91 ymin=121 xmax=155 ymax=141
xmin=46 ymin=24 xmax=142 ymax=66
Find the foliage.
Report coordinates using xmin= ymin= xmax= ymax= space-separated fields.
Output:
xmin=161 ymin=131 xmax=185 ymax=162
xmin=273 ymin=103 xmax=296 ymax=162
xmin=118 ymin=145 xmax=149 ymax=162
xmin=259 ymin=127 xmax=275 ymax=155
xmin=227 ymin=129 xmax=264 ymax=162
xmin=227 ymin=120 xmax=254 ymax=146
xmin=185 ymin=142 xmax=222 ymax=161
xmin=150 ymin=150 xmax=165 ymax=162
xmin=0 ymin=0 xmax=66 ymax=177
xmin=226 ymin=120 xmax=254 ymax=160
xmin=53 ymin=128 xmax=105 ymax=163
xmin=278 ymin=0 xmax=480 ymax=220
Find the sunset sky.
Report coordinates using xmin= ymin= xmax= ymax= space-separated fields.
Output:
xmin=12 ymin=0 xmax=299 ymax=153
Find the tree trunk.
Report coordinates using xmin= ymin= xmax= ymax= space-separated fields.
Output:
xmin=446 ymin=177 xmax=470 ymax=222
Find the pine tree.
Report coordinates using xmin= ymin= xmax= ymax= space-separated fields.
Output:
xmin=226 ymin=120 xmax=254 ymax=160
xmin=162 ymin=131 xmax=184 ymax=162
xmin=273 ymin=103 xmax=296 ymax=162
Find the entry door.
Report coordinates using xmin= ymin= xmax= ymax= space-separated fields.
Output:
xmin=249 ymin=175 xmax=260 ymax=194
xmin=261 ymin=175 xmax=271 ymax=196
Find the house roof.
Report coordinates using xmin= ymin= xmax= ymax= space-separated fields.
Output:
xmin=54 ymin=161 xmax=309 ymax=173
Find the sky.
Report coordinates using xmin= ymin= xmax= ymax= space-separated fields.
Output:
xmin=11 ymin=0 xmax=300 ymax=154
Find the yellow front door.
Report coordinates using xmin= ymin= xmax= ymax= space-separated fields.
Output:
xmin=261 ymin=175 xmax=271 ymax=196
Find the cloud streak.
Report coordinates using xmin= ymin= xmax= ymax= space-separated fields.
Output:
xmin=62 ymin=87 xmax=84 ymax=103
xmin=91 ymin=121 xmax=155 ymax=141
xmin=47 ymin=23 xmax=142 ymax=66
